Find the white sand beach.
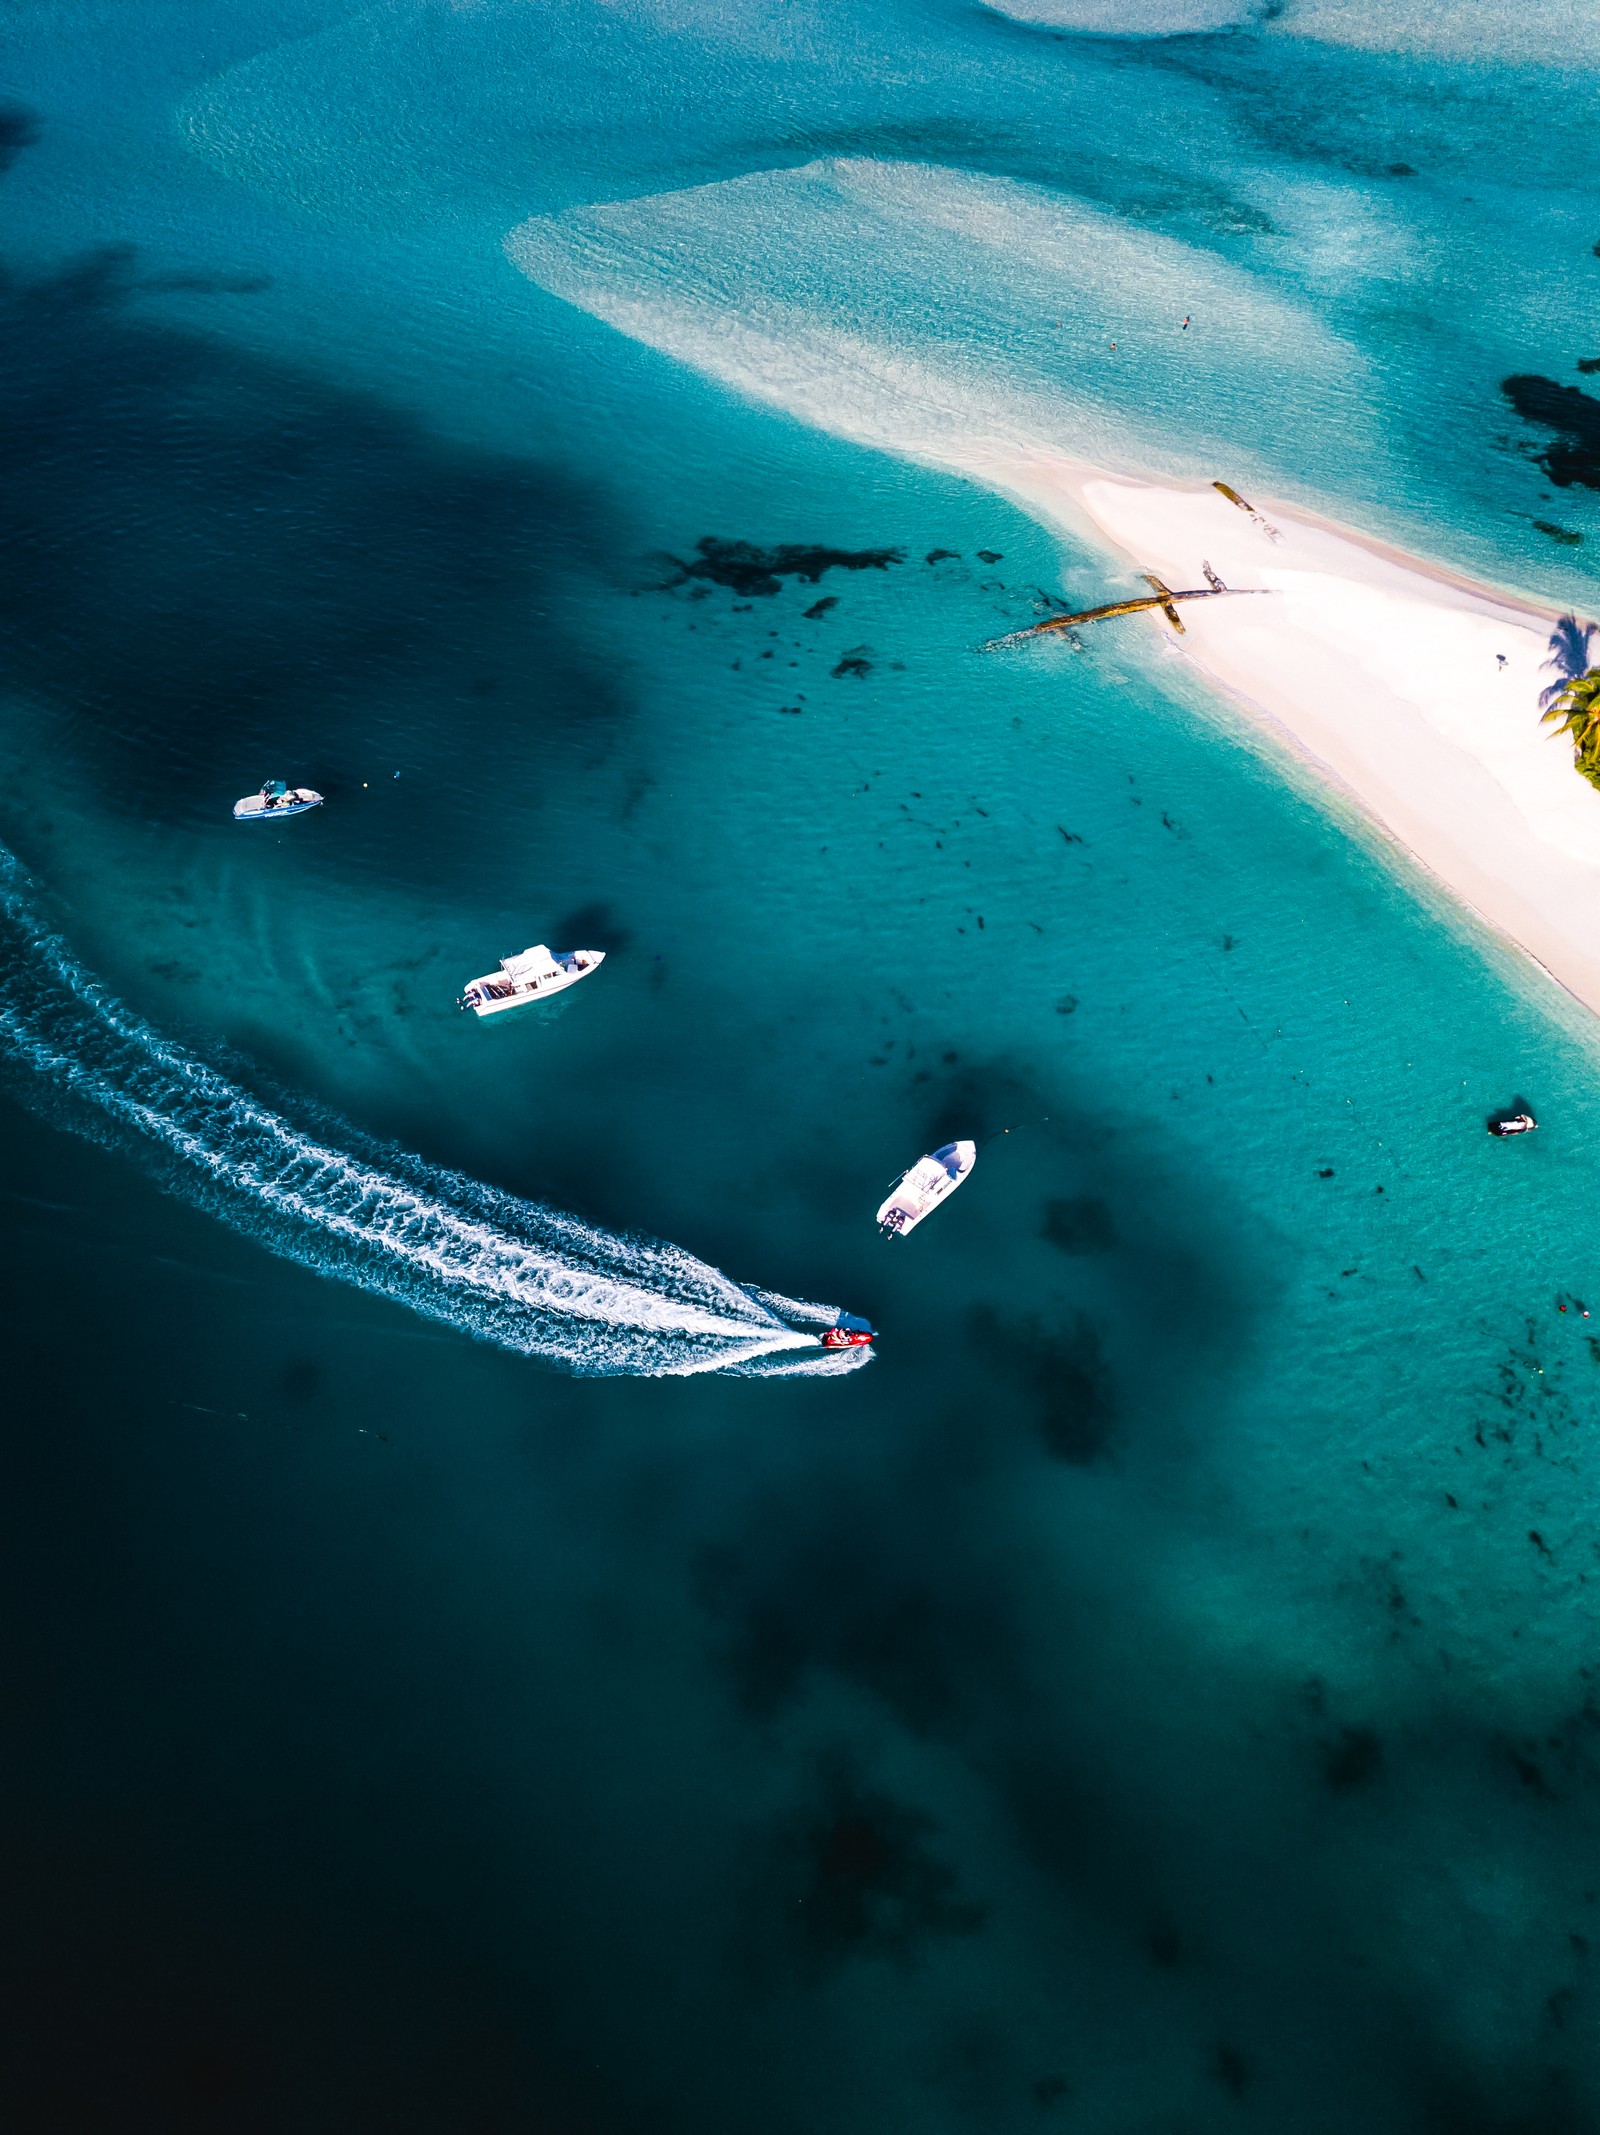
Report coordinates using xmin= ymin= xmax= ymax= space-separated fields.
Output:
xmin=982 ymin=458 xmax=1600 ymax=1018
xmin=502 ymin=156 xmax=1600 ymax=1018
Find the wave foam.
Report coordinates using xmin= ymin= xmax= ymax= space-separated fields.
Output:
xmin=0 ymin=852 xmax=866 ymax=1380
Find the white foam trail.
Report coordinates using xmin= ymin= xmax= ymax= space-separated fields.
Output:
xmin=0 ymin=852 xmax=868 ymax=1380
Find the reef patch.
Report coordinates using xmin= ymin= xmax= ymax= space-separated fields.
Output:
xmin=661 ymin=536 xmax=904 ymax=598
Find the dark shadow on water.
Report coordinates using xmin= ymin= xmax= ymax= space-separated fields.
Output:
xmin=969 ymin=1304 xmax=1117 ymax=1465
xmin=0 ymin=243 xmax=629 ymax=856
xmin=656 ymin=536 xmax=904 ymax=598
xmin=0 ymin=103 xmax=40 ymax=173
xmin=1502 ymin=374 xmax=1600 ymax=491
xmin=741 ymin=1750 xmax=984 ymax=1983
xmin=548 ymin=899 xmax=631 ymax=953
xmin=1041 ymin=1194 xmax=1116 ymax=1255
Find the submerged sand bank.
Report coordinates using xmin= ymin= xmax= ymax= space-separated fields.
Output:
xmin=981 ymin=458 xmax=1600 ymax=1019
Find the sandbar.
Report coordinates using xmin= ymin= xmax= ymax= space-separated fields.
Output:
xmin=975 ymin=455 xmax=1600 ymax=1020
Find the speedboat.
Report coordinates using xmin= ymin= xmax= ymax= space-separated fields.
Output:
xmin=821 ymin=1325 xmax=874 ymax=1350
xmin=458 ymin=944 xmax=605 ymax=1017
xmin=233 ymin=780 xmax=322 ymax=821
xmin=1488 ymin=1111 xmax=1537 ymax=1138
xmin=876 ymin=1140 xmax=976 ymax=1236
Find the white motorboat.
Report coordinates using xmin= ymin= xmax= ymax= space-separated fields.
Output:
xmin=458 ymin=944 xmax=605 ymax=1017
xmin=1488 ymin=1111 xmax=1537 ymax=1138
xmin=233 ymin=780 xmax=322 ymax=821
xmin=876 ymin=1140 xmax=976 ymax=1236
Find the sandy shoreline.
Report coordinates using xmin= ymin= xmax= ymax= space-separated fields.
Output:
xmin=973 ymin=454 xmax=1600 ymax=1021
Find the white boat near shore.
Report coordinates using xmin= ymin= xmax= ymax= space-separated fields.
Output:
xmin=458 ymin=944 xmax=604 ymax=1018
xmin=876 ymin=1140 xmax=975 ymax=1237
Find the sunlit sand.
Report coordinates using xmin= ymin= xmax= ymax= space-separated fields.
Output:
xmin=983 ymin=457 xmax=1600 ymax=1016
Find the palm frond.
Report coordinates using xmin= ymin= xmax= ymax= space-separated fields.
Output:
xmin=1541 ymin=669 xmax=1600 ymax=751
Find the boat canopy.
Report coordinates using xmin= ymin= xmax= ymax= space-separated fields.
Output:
xmin=501 ymin=945 xmax=560 ymax=984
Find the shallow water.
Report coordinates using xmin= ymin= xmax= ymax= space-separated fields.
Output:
xmin=3 ymin=4 xmax=1600 ymax=2129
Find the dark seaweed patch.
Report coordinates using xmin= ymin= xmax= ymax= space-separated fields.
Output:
xmin=1323 ymin=1725 xmax=1383 ymax=1793
xmin=802 ymin=595 xmax=838 ymax=619
xmin=971 ymin=1307 xmax=1116 ymax=1464
xmin=692 ymin=1535 xmax=975 ymax=1732
xmin=1214 ymin=2045 xmax=1249 ymax=2097
xmin=831 ymin=648 xmax=872 ymax=679
xmin=0 ymin=103 xmax=40 ymax=175
xmin=1041 ymin=1196 xmax=1115 ymax=1255
xmin=1502 ymin=374 xmax=1600 ymax=490
xmin=1578 ymin=358 xmax=1600 ymax=376
xmin=0 ymin=242 xmax=625 ymax=837
xmin=139 ymin=271 xmax=273 ymax=296
xmin=1535 ymin=520 xmax=1584 ymax=546
xmin=926 ymin=548 xmax=960 ymax=564
xmin=662 ymin=536 xmax=903 ymax=598
xmin=774 ymin=1762 xmax=984 ymax=1972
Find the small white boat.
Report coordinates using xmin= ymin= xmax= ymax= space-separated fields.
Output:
xmin=1488 ymin=1111 xmax=1537 ymax=1138
xmin=458 ymin=944 xmax=605 ymax=1017
xmin=233 ymin=780 xmax=322 ymax=821
xmin=876 ymin=1140 xmax=976 ymax=1237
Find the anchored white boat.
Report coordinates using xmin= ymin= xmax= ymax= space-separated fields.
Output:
xmin=233 ymin=780 xmax=322 ymax=821
xmin=876 ymin=1140 xmax=976 ymax=1237
xmin=458 ymin=944 xmax=605 ymax=1018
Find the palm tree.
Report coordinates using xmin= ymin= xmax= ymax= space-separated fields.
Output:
xmin=1540 ymin=614 xmax=1600 ymax=709
xmin=1542 ymin=668 xmax=1600 ymax=786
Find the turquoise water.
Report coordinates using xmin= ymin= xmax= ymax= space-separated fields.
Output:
xmin=4 ymin=3 xmax=1600 ymax=2127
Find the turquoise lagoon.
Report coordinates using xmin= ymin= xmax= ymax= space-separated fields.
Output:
xmin=2 ymin=2 xmax=1600 ymax=2127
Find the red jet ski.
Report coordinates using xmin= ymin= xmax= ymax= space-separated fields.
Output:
xmin=821 ymin=1325 xmax=874 ymax=1350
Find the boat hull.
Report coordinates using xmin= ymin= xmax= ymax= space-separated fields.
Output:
xmin=460 ymin=949 xmax=605 ymax=1017
xmin=233 ymin=788 xmax=323 ymax=820
xmin=876 ymin=1139 xmax=976 ymax=1236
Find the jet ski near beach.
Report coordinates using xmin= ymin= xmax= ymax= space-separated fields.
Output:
xmin=233 ymin=779 xmax=323 ymax=820
xmin=876 ymin=1140 xmax=976 ymax=1236
xmin=458 ymin=943 xmax=605 ymax=1017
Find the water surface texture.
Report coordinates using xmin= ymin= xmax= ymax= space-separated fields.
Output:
xmin=3 ymin=4 xmax=1600 ymax=2130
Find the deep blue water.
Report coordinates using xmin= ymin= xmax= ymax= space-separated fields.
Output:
xmin=4 ymin=3 xmax=1600 ymax=2129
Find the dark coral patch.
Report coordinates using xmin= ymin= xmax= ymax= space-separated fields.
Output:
xmin=972 ymin=1307 xmax=1116 ymax=1464
xmin=782 ymin=1771 xmax=985 ymax=1969
xmin=663 ymin=536 xmax=903 ymax=598
xmin=1323 ymin=1725 xmax=1383 ymax=1792
xmin=1502 ymin=374 xmax=1600 ymax=489
xmin=1041 ymin=1196 xmax=1115 ymax=1255
xmin=0 ymin=102 xmax=40 ymax=174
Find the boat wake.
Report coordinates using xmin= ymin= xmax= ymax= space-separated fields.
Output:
xmin=0 ymin=851 xmax=868 ymax=1380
